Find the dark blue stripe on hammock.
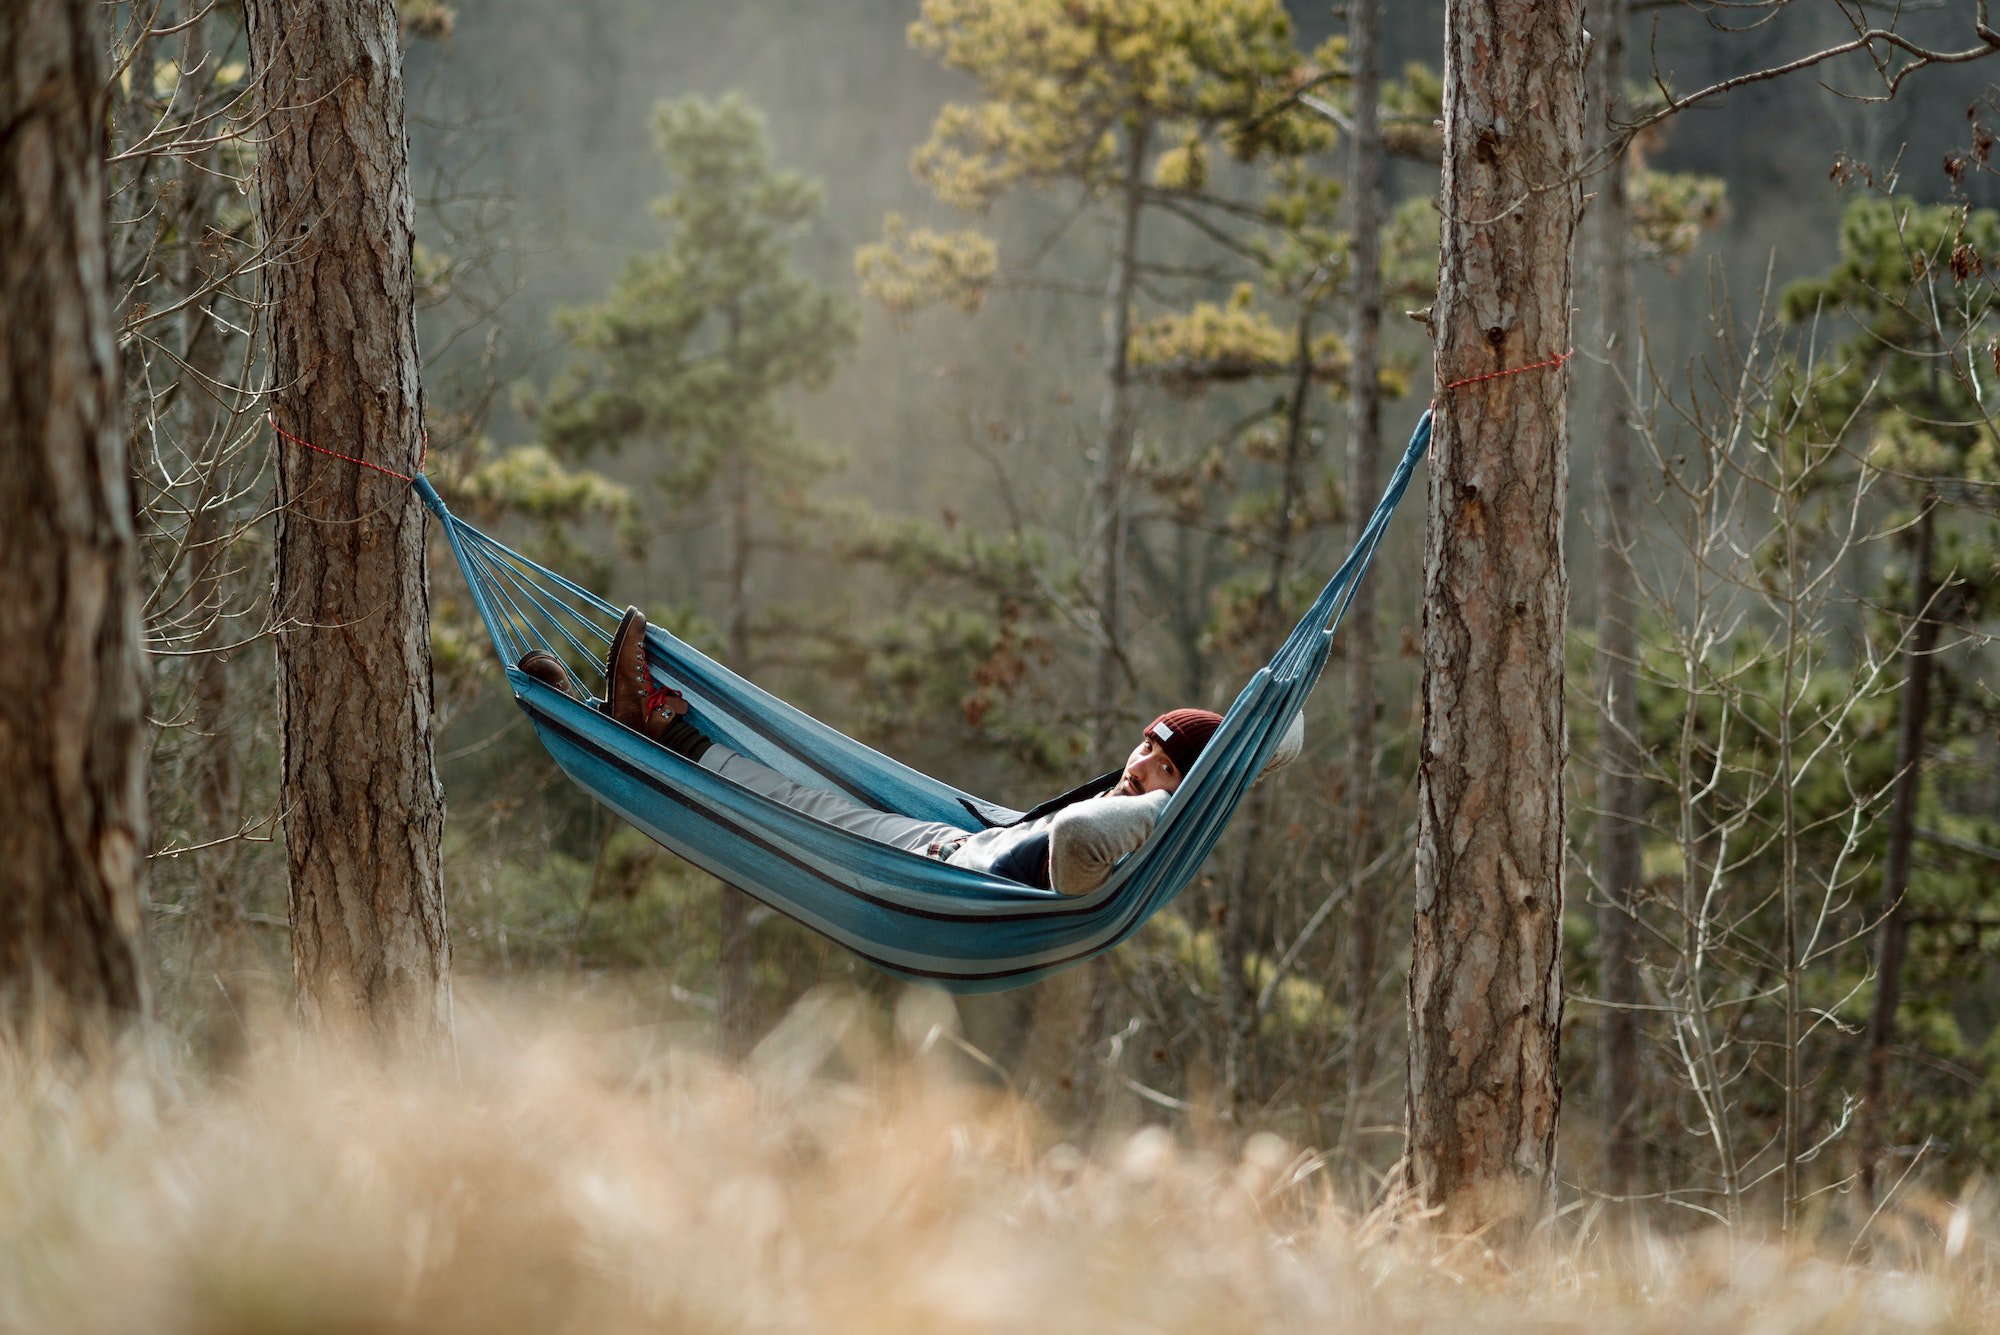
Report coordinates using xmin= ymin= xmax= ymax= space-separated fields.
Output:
xmin=431 ymin=410 xmax=1433 ymax=988
xmin=520 ymin=696 xmax=1156 ymax=982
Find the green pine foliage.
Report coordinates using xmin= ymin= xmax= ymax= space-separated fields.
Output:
xmin=1777 ymin=201 xmax=2000 ymax=1175
xmin=527 ymin=90 xmax=1077 ymax=803
xmin=1782 ymin=198 xmax=2000 ymax=476
xmin=533 ymin=93 xmax=857 ymax=498
xmin=1380 ymin=194 xmax=1441 ymax=308
xmin=857 ymin=0 xmax=1338 ymax=315
xmin=1617 ymin=88 xmax=1727 ymax=269
xmin=1597 ymin=197 xmax=2000 ymax=1189
xmin=903 ymin=0 xmax=1334 ymax=207
xmin=1629 ymin=168 xmax=1726 ymax=268
xmin=859 ymin=0 xmax=1387 ymax=663
xmin=854 ymin=214 xmax=998 ymax=314
xmin=1379 ymin=61 xmax=1443 ymax=161
xmin=1129 ymin=284 xmax=1345 ymax=388
xmin=524 ymin=89 xmax=866 ymax=751
xmin=853 ymin=2 xmax=1439 ymax=1086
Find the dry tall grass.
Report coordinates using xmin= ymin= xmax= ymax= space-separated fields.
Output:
xmin=0 ymin=984 xmax=1993 ymax=1334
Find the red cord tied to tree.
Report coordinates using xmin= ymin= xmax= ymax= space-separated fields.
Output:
xmin=266 ymin=411 xmax=428 ymax=483
xmin=1436 ymin=348 xmax=1574 ymax=399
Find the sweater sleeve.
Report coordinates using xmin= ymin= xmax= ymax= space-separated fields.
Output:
xmin=1047 ymin=789 xmax=1171 ymax=896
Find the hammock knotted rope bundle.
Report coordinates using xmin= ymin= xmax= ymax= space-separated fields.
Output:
xmin=414 ymin=411 xmax=1432 ymax=991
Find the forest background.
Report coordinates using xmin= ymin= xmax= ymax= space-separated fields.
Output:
xmin=107 ymin=0 xmax=2000 ymax=1237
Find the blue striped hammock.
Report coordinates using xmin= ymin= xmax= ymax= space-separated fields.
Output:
xmin=417 ymin=411 xmax=1430 ymax=992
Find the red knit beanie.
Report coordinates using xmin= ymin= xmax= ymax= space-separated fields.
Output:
xmin=1145 ymin=708 xmax=1223 ymax=777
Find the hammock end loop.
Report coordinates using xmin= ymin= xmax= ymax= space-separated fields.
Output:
xmin=412 ymin=474 xmax=450 ymax=520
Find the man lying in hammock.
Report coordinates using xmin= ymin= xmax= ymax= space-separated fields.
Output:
xmin=520 ymin=608 xmax=1301 ymax=896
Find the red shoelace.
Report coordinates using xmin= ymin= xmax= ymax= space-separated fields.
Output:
xmin=644 ymin=685 xmax=687 ymax=719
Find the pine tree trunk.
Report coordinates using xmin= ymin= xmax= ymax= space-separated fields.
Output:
xmin=1858 ymin=504 xmax=1940 ymax=1202
xmin=1216 ymin=313 xmax=1317 ymax=1119
xmin=1342 ymin=0 xmax=1390 ymax=1144
xmin=1587 ymin=0 xmax=1645 ymax=1202
xmin=1089 ymin=121 xmax=1150 ymax=746
xmin=1069 ymin=119 xmax=1151 ymax=1098
xmin=0 ymin=0 xmax=153 ymax=1043
xmin=245 ymin=0 xmax=451 ymax=1048
xmin=718 ymin=419 xmax=755 ymax=1055
xmin=1409 ymin=0 xmax=1584 ymax=1234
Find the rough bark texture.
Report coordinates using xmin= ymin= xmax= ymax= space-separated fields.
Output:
xmin=1342 ymin=0 xmax=1390 ymax=1143
xmin=1409 ymin=0 xmax=1584 ymax=1233
xmin=1858 ymin=505 xmax=1940 ymax=1203
xmin=245 ymin=0 xmax=451 ymax=1047
xmin=0 ymin=0 xmax=153 ymax=1042
xmin=1586 ymin=0 xmax=1645 ymax=1200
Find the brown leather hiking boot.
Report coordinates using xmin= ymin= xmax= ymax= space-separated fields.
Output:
xmin=604 ymin=606 xmax=710 ymax=757
xmin=518 ymin=650 xmax=580 ymax=699
xmin=644 ymin=688 xmax=709 ymax=760
xmin=606 ymin=606 xmax=651 ymax=729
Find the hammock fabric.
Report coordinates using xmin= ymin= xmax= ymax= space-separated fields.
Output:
xmin=415 ymin=411 xmax=1431 ymax=992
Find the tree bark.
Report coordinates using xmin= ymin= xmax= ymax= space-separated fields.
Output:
xmin=1089 ymin=120 xmax=1150 ymax=746
xmin=1342 ymin=0 xmax=1390 ymax=1146
xmin=1857 ymin=503 xmax=1940 ymax=1203
xmin=245 ymin=0 xmax=451 ymax=1048
xmin=0 ymin=0 xmax=153 ymax=1044
xmin=718 ymin=376 xmax=755 ymax=1055
xmin=1409 ymin=0 xmax=1584 ymax=1234
xmin=1586 ymin=0 xmax=1645 ymax=1202
xmin=1068 ymin=118 xmax=1152 ymax=1093
xmin=1215 ymin=312 xmax=1318 ymax=1119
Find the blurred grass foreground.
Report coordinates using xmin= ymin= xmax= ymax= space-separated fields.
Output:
xmin=2 ymin=987 xmax=1996 ymax=1335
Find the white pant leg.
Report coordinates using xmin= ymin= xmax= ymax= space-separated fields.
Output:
xmin=699 ymin=746 xmax=963 ymax=854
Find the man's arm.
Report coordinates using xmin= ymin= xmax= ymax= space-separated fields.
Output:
xmin=1047 ymin=789 xmax=1172 ymax=895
